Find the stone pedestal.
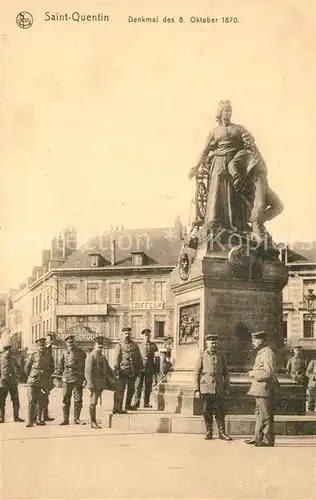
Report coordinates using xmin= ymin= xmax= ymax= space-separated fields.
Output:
xmin=155 ymin=250 xmax=306 ymax=415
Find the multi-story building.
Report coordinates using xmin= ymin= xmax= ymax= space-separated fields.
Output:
xmin=0 ymin=293 xmax=7 ymax=330
xmin=6 ymin=223 xmax=316 ymax=364
xmin=280 ymin=242 xmax=316 ymax=357
xmin=7 ymin=222 xmax=182 ymax=364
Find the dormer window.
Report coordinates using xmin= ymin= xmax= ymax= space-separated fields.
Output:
xmin=89 ymin=253 xmax=100 ymax=267
xmin=132 ymin=252 xmax=145 ymax=266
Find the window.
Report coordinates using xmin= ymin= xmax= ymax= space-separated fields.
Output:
xmin=131 ymin=315 xmax=143 ymax=338
xmin=49 ymin=318 xmax=52 ymax=331
xmin=32 ymin=325 xmax=35 ymax=344
xmin=110 ymin=283 xmax=121 ymax=304
xmin=39 ymin=294 xmax=42 ymax=313
xmin=89 ymin=254 xmax=100 ymax=267
xmin=32 ymin=298 xmax=35 ymax=316
xmin=43 ymin=321 xmax=46 ymax=333
xmin=35 ymin=296 xmax=38 ymax=315
xmin=57 ymin=317 xmax=66 ymax=334
xmin=303 ymin=318 xmax=314 ymax=338
xmin=47 ymin=290 xmax=50 ymax=310
xmin=65 ymin=284 xmax=78 ymax=304
xmin=131 ymin=282 xmax=143 ymax=302
xmin=43 ymin=292 xmax=46 ymax=311
xmin=154 ymin=282 xmax=166 ymax=302
xmin=109 ymin=315 xmax=120 ymax=338
xmin=87 ymin=283 xmax=99 ymax=304
xmin=38 ymin=322 xmax=41 ymax=337
xmin=132 ymin=253 xmax=144 ymax=266
xmin=282 ymin=320 xmax=287 ymax=340
xmin=154 ymin=315 xmax=166 ymax=338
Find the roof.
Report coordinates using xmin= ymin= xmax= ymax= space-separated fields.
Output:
xmin=278 ymin=242 xmax=316 ymax=263
xmin=60 ymin=227 xmax=182 ymax=269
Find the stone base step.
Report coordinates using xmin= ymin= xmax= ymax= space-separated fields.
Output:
xmin=100 ymin=410 xmax=316 ymax=436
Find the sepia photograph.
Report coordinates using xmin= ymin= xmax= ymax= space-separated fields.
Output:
xmin=0 ymin=1 xmax=315 ymax=499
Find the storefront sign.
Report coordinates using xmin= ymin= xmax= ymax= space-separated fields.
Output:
xmin=56 ymin=332 xmax=97 ymax=342
xmin=130 ymin=301 xmax=164 ymax=310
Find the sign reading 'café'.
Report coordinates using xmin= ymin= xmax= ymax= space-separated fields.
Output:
xmin=130 ymin=301 xmax=164 ymax=310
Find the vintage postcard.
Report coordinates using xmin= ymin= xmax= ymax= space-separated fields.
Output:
xmin=0 ymin=0 xmax=315 ymax=499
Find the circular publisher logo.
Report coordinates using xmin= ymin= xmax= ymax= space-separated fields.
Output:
xmin=16 ymin=12 xmax=33 ymax=29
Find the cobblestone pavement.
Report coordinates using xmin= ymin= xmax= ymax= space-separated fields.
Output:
xmin=1 ymin=388 xmax=315 ymax=500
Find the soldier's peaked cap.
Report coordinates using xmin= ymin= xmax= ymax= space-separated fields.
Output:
xmin=94 ymin=335 xmax=105 ymax=343
xmin=141 ymin=329 xmax=151 ymax=335
xmin=122 ymin=327 xmax=132 ymax=333
xmin=1 ymin=338 xmax=12 ymax=348
xmin=205 ymin=333 xmax=218 ymax=341
xmin=65 ymin=335 xmax=75 ymax=342
xmin=35 ymin=337 xmax=46 ymax=344
xmin=251 ymin=331 xmax=267 ymax=339
xmin=293 ymin=344 xmax=302 ymax=349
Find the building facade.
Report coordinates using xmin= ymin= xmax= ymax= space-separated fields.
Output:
xmin=6 ymin=230 xmax=316 ymax=364
xmin=280 ymin=242 xmax=316 ymax=358
xmin=6 ymin=223 xmax=182 ymax=364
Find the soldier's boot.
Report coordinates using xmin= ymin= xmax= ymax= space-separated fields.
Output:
xmin=0 ymin=407 xmax=4 ymax=423
xmin=59 ymin=405 xmax=70 ymax=426
xmin=89 ymin=404 xmax=101 ymax=429
xmin=74 ymin=404 xmax=86 ymax=425
xmin=25 ymin=403 xmax=35 ymax=428
xmin=217 ymin=419 xmax=232 ymax=441
xmin=13 ymin=401 xmax=24 ymax=422
xmin=203 ymin=414 xmax=213 ymax=440
xmin=35 ymin=406 xmax=46 ymax=426
xmin=42 ymin=409 xmax=55 ymax=422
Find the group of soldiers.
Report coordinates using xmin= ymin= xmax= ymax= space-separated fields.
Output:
xmin=194 ymin=330 xmax=316 ymax=446
xmin=286 ymin=345 xmax=316 ymax=412
xmin=0 ymin=327 xmax=172 ymax=428
xmin=1 ymin=326 xmax=316 ymax=442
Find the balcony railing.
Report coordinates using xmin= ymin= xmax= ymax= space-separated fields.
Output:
xmin=56 ymin=303 xmax=108 ymax=316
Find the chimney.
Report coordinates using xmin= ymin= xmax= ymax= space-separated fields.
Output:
xmin=111 ymin=238 xmax=116 ymax=266
xmin=42 ymin=249 xmax=51 ymax=270
xmin=63 ymin=228 xmax=78 ymax=259
xmin=51 ymin=235 xmax=63 ymax=260
xmin=174 ymin=216 xmax=183 ymax=239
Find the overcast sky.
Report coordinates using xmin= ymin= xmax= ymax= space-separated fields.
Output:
xmin=1 ymin=0 xmax=315 ymax=292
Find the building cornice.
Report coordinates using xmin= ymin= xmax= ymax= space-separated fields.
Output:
xmin=28 ymin=265 xmax=176 ymax=291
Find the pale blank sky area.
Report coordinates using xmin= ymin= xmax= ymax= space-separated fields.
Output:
xmin=0 ymin=0 xmax=315 ymax=291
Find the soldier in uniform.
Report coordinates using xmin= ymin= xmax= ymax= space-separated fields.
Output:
xmin=306 ymin=357 xmax=316 ymax=412
xmin=55 ymin=335 xmax=86 ymax=426
xmin=194 ymin=333 xmax=232 ymax=441
xmin=286 ymin=345 xmax=308 ymax=387
xmin=132 ymin=329 xmax=158 ymax=409
xmin=246 ymin=330 xmax=279 ymax=447
xmin=113 ymin=327 xmax=143 ymax=411
xmin=0 ymin=338 xmax=24 ymax=423
xmin=40 ymin=333 xmax=55 ymax=422
xmin=85 ymin=336 xmax=122 ymax=428
xmin=24 ymin=338 xmax=55 ymax=427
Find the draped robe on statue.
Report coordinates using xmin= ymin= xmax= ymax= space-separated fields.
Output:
xmin=202 ymin=123 xmax=266 ymax=232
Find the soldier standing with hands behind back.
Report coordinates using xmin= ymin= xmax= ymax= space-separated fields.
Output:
xmin=132 ymin=329 xmax=158 ymax=409
xmin=194 ymin=333 xmax=232 ymax=441
xmin=24 ymin=337 xmax=55 ymax=427
xmin=0 ymin=337 xmax=24 ymax=423
xmin=246 ymin=330 xmax=279 ymax=447
xmin=286 ymin=345 xmax=308 ymax=387
xmin=85 ymin=336 xmax=123 ymax=428
xmin=113 ymin=327 xmax=143 ymax=412
xmin=55 ymin=335 xmax=86 ymax=426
